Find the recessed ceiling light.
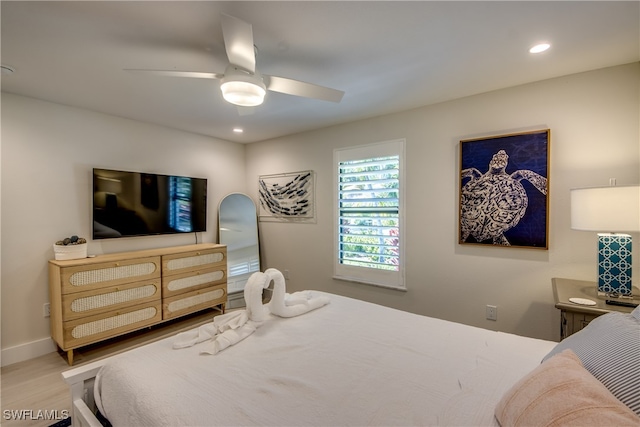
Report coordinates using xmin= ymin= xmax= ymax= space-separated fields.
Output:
xmin=233 ymin=128 xmax=243 ymax=133
xmin=529 ymin=43 xmax=551 ymax=54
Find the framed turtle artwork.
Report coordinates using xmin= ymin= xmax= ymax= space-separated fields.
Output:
xmin=459 ymin=129 xmax=550 ymax=249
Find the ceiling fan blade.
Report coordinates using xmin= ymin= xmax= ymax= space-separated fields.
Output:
xmin=124 ymin=69 xmax=223 ymax=79
xmin=265 ymin=75 xmax=344 ymax=103
xmin=221 ymin=13 xmax=256 ymax=73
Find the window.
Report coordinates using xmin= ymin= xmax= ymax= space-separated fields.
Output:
xmin=334 ymin=139 xmax=405 ymax=290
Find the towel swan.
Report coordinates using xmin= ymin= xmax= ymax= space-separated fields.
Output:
xmin=265 ymin=268 xmax=330 ymax=317
xmin=173 ymin=268 xmax=329 ymax=354
xmin=172 ymin=273 xmax=268 ymax=353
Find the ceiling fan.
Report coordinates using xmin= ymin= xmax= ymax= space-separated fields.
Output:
xmin=125 ymin=13 xmax=344 ymax=107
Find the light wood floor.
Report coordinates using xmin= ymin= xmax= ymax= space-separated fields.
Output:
xmin=1 ymin=309 xmax=220 ymax=427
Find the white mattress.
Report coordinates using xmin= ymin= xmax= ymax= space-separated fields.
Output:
xmin=95 ymin=292 xmax=557 ymax=426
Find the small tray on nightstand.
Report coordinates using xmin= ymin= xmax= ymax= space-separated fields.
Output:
xmin=568 ymin=297 xmax=597 ymax=306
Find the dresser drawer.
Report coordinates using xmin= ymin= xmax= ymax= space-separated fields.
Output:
xmin=60 ymin=256 xmax=161 ymax=295
xmin=163 ymin=284 xmax=227 ymax=320
xmin=162 ymin=248 xmax=226 ymax=276
xmin=63 ymin=301 xmax=162 ymax=349
xmin=162 ymin=266 xmax=226 ymax=299
xmin=61 ymin=279 xmax=161 ymax=321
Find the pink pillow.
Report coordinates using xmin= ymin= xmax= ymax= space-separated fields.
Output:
xmin=495 ymin=349 xmax=639 ymax=426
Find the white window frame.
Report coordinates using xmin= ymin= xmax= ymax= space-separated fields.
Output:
xmin=333 ymin=139 xmax=406 ymax=291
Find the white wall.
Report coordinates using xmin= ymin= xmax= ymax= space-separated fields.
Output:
xmin=0 ymin=93 xmax=246 ymax=365
xmin=246 ymin=63 xmax=640 ymax=342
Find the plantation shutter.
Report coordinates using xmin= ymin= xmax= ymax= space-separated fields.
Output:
xmin=334 ymin=139 xmax=405 ymax=290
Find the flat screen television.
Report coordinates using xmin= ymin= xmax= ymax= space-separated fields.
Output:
xmin=93 ymin=168 xmax=207 ymax=240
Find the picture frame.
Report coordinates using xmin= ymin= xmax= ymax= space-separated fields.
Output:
xmin=258 ymin=170 xmax=316 ymax=223
xmin=459 ymin=129 xmax=550 ymax=249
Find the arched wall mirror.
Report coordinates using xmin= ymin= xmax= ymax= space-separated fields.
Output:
xmin=218 ymin=193 xmax=260 ymax=307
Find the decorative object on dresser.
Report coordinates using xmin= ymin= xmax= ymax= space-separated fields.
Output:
xmin=53 ymin=235 xmax=88 ymax=260
xmin=49 ymin=243 xmax=227 ymax=365
xmin=552 ymin=277 xmax=640 ymax=339
xmin=570 ymin=183 xmax=640 ymax=297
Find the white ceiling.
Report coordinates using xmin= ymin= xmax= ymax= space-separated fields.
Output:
xmin=1 ymin=1 xmax=638 ymax=143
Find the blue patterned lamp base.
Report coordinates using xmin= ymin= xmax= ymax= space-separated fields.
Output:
xmin=597 ymin=233 xmax=632 ymax=297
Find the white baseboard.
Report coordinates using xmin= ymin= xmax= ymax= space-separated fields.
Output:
xmin=1 ymin=337 xmax=56 ymax=367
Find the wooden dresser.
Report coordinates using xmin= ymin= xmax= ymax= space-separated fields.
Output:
xmin=49 ymin=243 xmax=226 ymax=365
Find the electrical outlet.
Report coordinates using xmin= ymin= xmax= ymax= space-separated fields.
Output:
xmin=486 ymin=305 xmax=497 ymax=321
xmin=43 ymin=303 xmax=51 ymax=318
xmin=283 ymin=269 xmax=290 ymax=279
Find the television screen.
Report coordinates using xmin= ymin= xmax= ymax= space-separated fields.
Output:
xmin=93 ymin=168 xmax=207 ymax=239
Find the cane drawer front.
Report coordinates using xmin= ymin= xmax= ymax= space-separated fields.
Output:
xmin=162 ymin=247 xmax=226 ymax=277
xmin=163 ymin=284 xmax=227 ymax=320
xmin=60 ymin=256 xmax=161 ymax=295
xmin=63 ymin=301 xmax=162 ymax=349
xmin=162 ymin=266 xmax=226 ymax=299
xmin=61 ymin=279 xmax=161 ymax=321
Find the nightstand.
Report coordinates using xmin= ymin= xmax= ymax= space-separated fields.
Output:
xmin=552 ymin=277 xmax=640 ymax=340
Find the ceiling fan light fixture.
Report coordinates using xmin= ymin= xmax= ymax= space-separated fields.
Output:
xmin=220 ymin=67 xmax=266 ymax=107
xmin=221 ymin=80 xmax=265 ymax=106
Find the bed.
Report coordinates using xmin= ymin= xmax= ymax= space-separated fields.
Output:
xmin=62 ymin=271 xmax=640 ymax=427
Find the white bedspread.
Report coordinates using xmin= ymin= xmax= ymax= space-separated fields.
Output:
xmin=94 ymin=292 xmax=556 ymax=426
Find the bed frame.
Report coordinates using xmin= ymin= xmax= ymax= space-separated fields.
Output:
xmin=62 ymin=359 xmax=110 ymax=427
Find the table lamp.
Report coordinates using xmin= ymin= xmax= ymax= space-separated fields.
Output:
xmin=570 ymin=185 xmax=640 ymax=297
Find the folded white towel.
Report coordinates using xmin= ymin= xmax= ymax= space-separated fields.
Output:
xmin=266 ymin=268 xmax=330 ymax=318
xmin=214 ymin=310 xmax=249 ymax=331
xmin=244 ymin=271 xmax=270 ymax=322
xmin=172 ymin=322 xmax=219 ymax=349
xmin=284 ymin=290 xmax=311 ymax=306
xmin=173 ymin=269 xmax=329 ymax=353
xmin=173 ymin=277 xmax=265 ymax=351
xmin=200 ymin=321 xmax=258 ymax=355
xmin=172 ymin=310 xmax=250 ymax=350
xmin=201 ymin=276 xmax=269 ymax=353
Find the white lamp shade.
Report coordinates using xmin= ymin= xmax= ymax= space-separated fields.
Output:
xmin=570 ymin=185 xmax=640 ymax=232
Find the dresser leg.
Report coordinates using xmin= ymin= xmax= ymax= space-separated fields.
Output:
xmin=67 ymin=349 xmax=74 ymax=366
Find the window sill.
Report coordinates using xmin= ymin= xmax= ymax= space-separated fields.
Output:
xmin=332 ymin=275 xmax=407 ymax=292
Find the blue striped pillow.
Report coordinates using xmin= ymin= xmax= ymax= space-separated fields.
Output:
xmin=543 ymin=311 xmax=640 ymax=415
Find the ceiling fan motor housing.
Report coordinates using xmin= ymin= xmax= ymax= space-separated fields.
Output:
xmin=220 ymin=65 xmax=266 ymax=107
